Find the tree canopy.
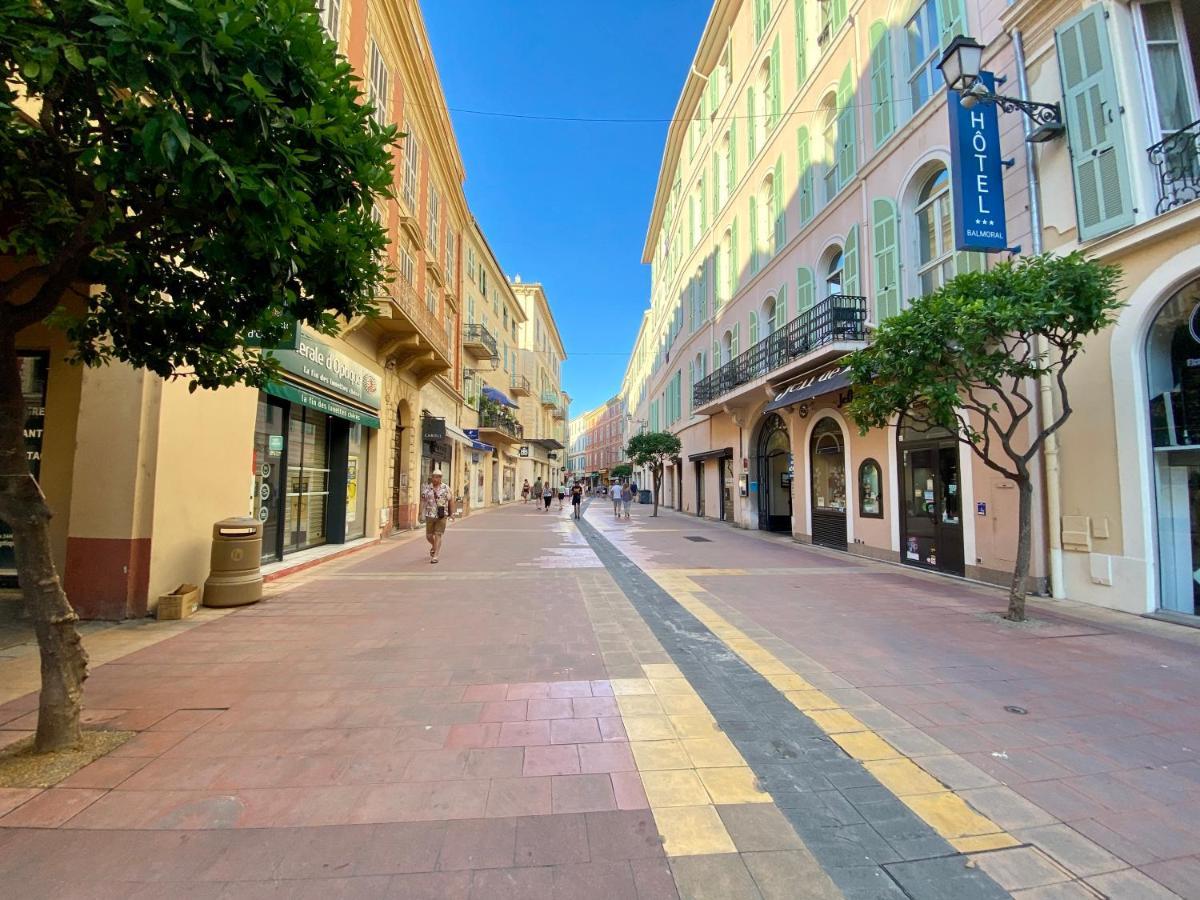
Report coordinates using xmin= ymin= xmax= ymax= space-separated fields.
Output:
xmin=627 ymin=431 xmax=682 ymax=471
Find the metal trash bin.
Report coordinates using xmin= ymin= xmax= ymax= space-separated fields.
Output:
xmin=639 ymin=490 xmax=652 ymax=505
xmin=203 ymin=517 xmax=263 ymax=608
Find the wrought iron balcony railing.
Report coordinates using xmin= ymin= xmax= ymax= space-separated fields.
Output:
xmin=540 ymin=388 xmax=559 ymax=407
xmin=463 ymin=322 xmax=498 ymax=358
xmin=479 ymin=408 xmax=523 ymax=440
xmin=387 ymin=277 xmax=451 ymax=364
xmin=510 ymin=374 xmax=532 ymax=395
xmin=1149 ymin=118 xmax=1200 ymax=214
xmin=693 ymin=294 xmax=868 ymax=407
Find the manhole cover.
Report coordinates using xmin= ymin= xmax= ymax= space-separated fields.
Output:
xmin=1004 ymin=705 xmax=1028 ymax=715
xmin=684 ymin=536 xmax=712 ymax=542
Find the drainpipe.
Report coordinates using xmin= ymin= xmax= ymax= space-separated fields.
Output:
xmin=1012 ymin=28 xmax=1065 ymax=600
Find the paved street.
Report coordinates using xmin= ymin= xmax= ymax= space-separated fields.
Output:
xmin=1 ymin=499 xmax=1197 ymax=899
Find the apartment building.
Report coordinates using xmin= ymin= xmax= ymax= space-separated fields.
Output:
xmin=511 ymin=280 xmax=570 ymax=487
xmin=634 ymin=0 xmax=1048 ymax=588
xmin=569 ymin=398 xmax=628 ymax=486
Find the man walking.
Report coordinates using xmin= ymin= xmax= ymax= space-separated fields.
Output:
xmin=611 ymin=480 xmax=623 ymax=518
xmin=571 ymin=480 xmax=583 ymax=520
xmin=421 ymin=469 xmax=453 ymax=564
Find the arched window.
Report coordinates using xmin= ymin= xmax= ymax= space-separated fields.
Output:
xmin=761 ymin=295 xmax=778 ymax=336
xmin=759 ymin=174 xmax=775 ymax=260
xmin=915 ymin=168 xmax=954 ymax=296
xmin=824 ymin=247 xmax=844 ymax=297
xmin=821 ymin=93 xmax=839 ymax=203
xmin=721 ymin=328 xmax=735 ymax=365
xmin=757 ymin=56 xmax=772 ymax=150
xmin=719 ymin=131 xmax=732 ymax=208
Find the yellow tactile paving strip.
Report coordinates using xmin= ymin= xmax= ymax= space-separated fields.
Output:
xmin=649 ymin=569 xmax=1019 ymax=855
xmin=610 ymin=663 xmax=771 ymax=856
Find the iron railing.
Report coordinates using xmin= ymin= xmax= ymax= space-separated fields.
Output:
xmin=1149 ymin=118 xmax=1200 ymax=214
xmin=510 ymin=374 xmax=531 ymax=394
xmin=693 ymin=294 xmax=867 ymax=407
xmin=479 ymin=408 xmax=523 ymax=440
xmin=540 ymin=388 xmax=559 ymax=407
xmin=389 ymin=277 xmax=451 ymax=363
xmin=463 ymin=322 xmax=498 ymax=358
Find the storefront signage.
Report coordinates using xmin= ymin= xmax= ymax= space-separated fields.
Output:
xmin=765 ymin=364 xmax=852 ymax=414
xmin=519 ymin=446 xmax=530 ymax=457
xmin=1 ymin=352 xmax=49 ymax=581
xmin=244 ymin=318 xmax=300 ymax=350
xmin=268 ymin=331 xmax=381 ymax=411
xmin=263 ymin=381 xmax=381 ymax=429
xmin=948 ymin=71 xmax=1008 ymax=253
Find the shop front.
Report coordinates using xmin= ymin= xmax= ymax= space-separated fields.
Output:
xmin=254 ymin=332 xmax=381 ymax=563
xmin=688 ymin=448 xmax=734 ymax=523
xmin=0 ymin=351 xmax=50 ymax=586
xmin=897 ymin=419 xmax=964 ymax=576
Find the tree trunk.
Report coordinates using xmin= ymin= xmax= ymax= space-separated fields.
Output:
xmin=1006 ymin=473 xmax=1034 ymax=622
xmin=652 ymin=468 xmax=660 ymax=517
xmin=0 ymin=326 xmax=88 ymax=752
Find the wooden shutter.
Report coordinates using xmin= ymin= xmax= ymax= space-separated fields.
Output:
xmin=747 ymin=89 xmax=757 ymax=159
xmin=844 ymin=224 xmax=859 ymax=296
xmin=713 ymin=248 xmax=721 ymax=311
xmin=700 ymin=173 xmax=708 ymax=232
xmin=869 ymin=22 xmax=894 ymax=148
xmin=713 ymin=339 xmax=720 ymax=367
xmin=700 ymin=259 xmax=708 ymax=322
xmin=832 ymin=0 xmax=847 ymax=30
xmin=733 ymin=322 xmax=740 ymax=357
xmin=749 ymin=195 xmax=759 ymax=275
xmin=836 ymin=64 xmax=857 ymax=190
xmin=770 ymin=36 xmax=782 ymax=128
xmin=712 ymin=152 xmax=720 ymax=213
xmin=750 ymin=311 xmax=759 ymax=345
xmin=794 ymin=0 xmax=807 ymax=84
xmin=1055 ymin=5 xmax=1135 ymax=240
xmin=688 ymin=360 xmax=695 ymax=413
xmin=773 ymin=156 xmax=785 ymax=253
xmin=729 ymin=120 xmax=738 ymax=188
xmin=936 ymin=0 xmax=965 ymax=49
xmin=732 ymin=217 xmax=740 ymax=291
xmin=797 ymin=127 xmax=813 ymax=224
xmin=872 ymin=198 xmax=901 ymax=322
xmin=777 ymin=283 xmax=788 ymax=329
xmin=796 ymin=266 xmax=814 ymax=313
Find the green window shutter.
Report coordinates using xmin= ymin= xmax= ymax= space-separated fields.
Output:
xmin=869 ymin=22 xmax=895 ymax=148
xmin=700 ymin=173 xmax=708 ymax=232
xmin=700 ymin=260 xmax=708 ymax=322
xmin=729 ymin=120 xmax=738 ymax=187
xmin=749 ymin=195 xmax=759 ymax=275
xmin=777 ymin=283 xmax=788 ymax=329
xmin=773 ymin=156 xmax=785 ymax=253
xmin=712 ymin=152 xmax=720 ymax=212
xmin=713 ymin=249 xmax=721 ymax=311
xmin=713 ymin=338 xmax=720 ymax=366
xmin=733 ymin=322 xmax=740 ymax=357
xmin=770 ymin=36 xmax=782 ymax=128
xmin=747 ymin=89 xmax=757 ymax=159
xmin=794 ymin=0 xmax=807 ymax=84
xmin=844 ymin=224 xmax=859 ymax=296
xmin=871 ymin=198 xmax=901 ymax=322
xmin=688 ymin=360 xmax=694 ymax=412
xmin=732 ymin=217 xmax=740 ymax=290
xmin=936 ymin=0 xmax=965 ymax=49
xmin=832 ymin=0 xmax=847 ymax=30
xmin=796 ymin=266 xmax=814 ymax=312
xmin=1055 ymin=5 xmax=1135 ymax=240
xmin=836 ymin=64 xmax=857 ymax=190
xmin=797 ymin=127 xmax=813 ymax=224
xmin=750 ymin=310 xmax=760 ymax=345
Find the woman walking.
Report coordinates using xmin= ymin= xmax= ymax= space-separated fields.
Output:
xmin=542 ymin=481 xmax=554 ymax=512
xmin=521 ymin=479 xmax=531 ymax=504
xmin=621 ymin=482 xmax=634 ymax=520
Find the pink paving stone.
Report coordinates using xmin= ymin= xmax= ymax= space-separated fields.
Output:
xmin=0 ymin=788 xmax=107 ymax=828
xmin=523 ymin=745 xmax=581 ymax=777
xmin=58 ymin=755 xmax=151 ymax=790
xmin=611 ymin=772 xmax=650 ymax=810
xmin=103 ymin=707 xmax=174 ymax=731
xmin=506 ymin=683 xmax=552 ymax=700
xmin=484 ymin=777 xmax=553 ymax=818
xmin=0 ymin=788 xmax=41 ymax=818
xmin=148 ymin=709 xmax=226 ymax=733
xmin=445 ymin=723 xmax=502 ymax=750
xmin=598 ymin=718 xmax=628 ymax=742
xmin=551 ymin=718 xmax=603 ymax=745
xmin=572 ymin=697 xmax=620 ymax=718
xmin=549 ymin=681 xmax=594 ymax=699
xmin=527 ymin=699 xmax=574 ymax=721
xmin=108 ymin=730 xmax=189 ymax=758
xmin=551 ymin=774 xmax=618 ymax=814
xmin=462 ymin=684 xmax=509 ymax=702
xmin=578 ymin=742 xmax=636 ymax=774
xmin=479 ymin=700 xmax=529 ymax=723
xmin=496 ymin=721 xmax=551 ymax=748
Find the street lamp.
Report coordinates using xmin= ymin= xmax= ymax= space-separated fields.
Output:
xmin=937 ymin=35 xmax=1065 ymax=143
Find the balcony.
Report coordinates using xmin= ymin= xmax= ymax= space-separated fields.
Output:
xmin=693 ymin=294 xmax=868 ymax=414
xmin=540 ymin=388 xmax=559 ymax=408
xmin=372 ymin=277 xmax=452 ymax=383
xmin=1150 ymin=118 xmax=1200 ymax=214
xmin=478 ymin=407 xmax=524 ymax=444
xmin=510 ymin=374 xmax=531 ymax=396
xmin=552 ymin=404 xmax=566 ymax=419
xmin=463 ymin=323 xmax=498 ymax=361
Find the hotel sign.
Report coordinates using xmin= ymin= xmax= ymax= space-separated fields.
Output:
xmin=947 ymin=71 xmax=1007 ymax=253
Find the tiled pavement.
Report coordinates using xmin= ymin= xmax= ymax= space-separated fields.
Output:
xmin=0 ymin=501 xmax=1193 ymax=898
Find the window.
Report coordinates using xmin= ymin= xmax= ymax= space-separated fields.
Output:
xmin=399 ymin=242 xmax=415 ymax=285
xmin=821 ymin=95 xmax=839 ymax=203
xmin=317 ymin=0 xmax=341 ymax=42
xmin=426 ymin=284 xmax=437 ymax=315
xmin=1135 ymin=1 xmax=1200 ymax=144
xmin=825 ymin=248 xmax=844 ymax=297
xmin=914 ymin=169 xmax=954 ymax=296
xmin=906 ymin=0 xmax=940 ymax=114
xmin=467 ymin=247 xmax=476 ymax=280
xmin=859 ymin=459 xmax=883 ymax=517
xmin=753 ymin=0 xmax=772 ymax=43
xmin=720 ymin=228 xmax=734 ymax=306
xmin=401 ymin=123 xmax=418 ymax=210
xmin=427 ymin=188 xmax=440 ymax=256
xmin=797 ymin=127 xmax=814 ymax=225
xmin=445 ymin=230 xmax=456 ymax=280
xmin=368 ymin=40 xmax=389 ymax=130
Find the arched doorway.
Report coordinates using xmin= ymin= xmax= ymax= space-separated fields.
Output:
xmin=809 ymin=417 xmax=847 ymax=549
xmin=1147 ymin=277 xmax=1200 ymax=616
xmin=757 ymin=414 xmax=792 ymax=532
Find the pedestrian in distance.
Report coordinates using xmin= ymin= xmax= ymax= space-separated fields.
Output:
xmin=557 ymin=484 xmax=566 ymax=511
xmin=521 ymin=479 xmax=530 ymax=504
xmin=622 ymin=482 xmax=634 ymax=519
xmin=612 ymin=480 xmax=623 ymax=518
xmin=571 ymin=481 xmax=583 ymax=520
xmin=421 ymin=469 xmax=453 ymax=564
xmin=532 ymin=478 xmax=543 ymax=510
xmin=542 ymin=482 xmax=554 ymax=511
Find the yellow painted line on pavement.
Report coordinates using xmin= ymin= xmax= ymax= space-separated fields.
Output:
xmin=647 ymin=569 xmax=1019 ymax=854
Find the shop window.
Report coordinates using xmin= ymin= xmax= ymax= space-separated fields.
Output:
xmin=858 ymin=458 xmax=883 ymax=518
xmin=345 ymin=424 xmax=368 ymax=540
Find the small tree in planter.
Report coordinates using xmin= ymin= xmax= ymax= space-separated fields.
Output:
xmin=626 ymin=432 xmax=682 ymax=517
xmin=846 ymin=252 xmax=1121 ymax=621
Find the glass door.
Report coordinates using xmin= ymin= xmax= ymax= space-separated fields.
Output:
xmin=253 ymin=395 xmax=287 ymax=561
xmin=284 ymin=406 xmax=330 ymax=553
xmin=900 ymin=442 xmax=965 ymax=574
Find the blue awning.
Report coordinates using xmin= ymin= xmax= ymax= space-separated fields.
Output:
xmin=471 ymin=439 xmax=494 ymax=452
xmin=483 ymin=385 xmax=519 ymax=408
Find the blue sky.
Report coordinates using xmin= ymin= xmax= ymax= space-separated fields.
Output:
xmin=422 ymin=2 xmax=709 ymax=416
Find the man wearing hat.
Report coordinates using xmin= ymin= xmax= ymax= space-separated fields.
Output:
xmin=421 ymin=468 xmax=454 ymax=564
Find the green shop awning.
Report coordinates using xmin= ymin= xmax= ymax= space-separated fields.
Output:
xmin=264 ymin=380 xmax=381 ymax=429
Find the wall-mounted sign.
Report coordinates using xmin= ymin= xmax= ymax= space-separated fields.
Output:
xmin=519 ymin=446 xmax=530 ymax=458
xmin=267 ymin=330 xmax=381 ymax=411
xmin=948 ymin=71 xmax=1008 ymax=253
xmin=0 ymin=352 xmax=49 ymax=582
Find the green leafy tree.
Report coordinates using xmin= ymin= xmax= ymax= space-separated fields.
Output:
xmin=0 ymin=0 xmax=394 ymax=750
xmin=846 ymin=253 xmax=1121 ymax=621
xmin=611 ymin=463 xmax=633 ymax=480
xmin=627 ymin=431 xmax=682 ymax=517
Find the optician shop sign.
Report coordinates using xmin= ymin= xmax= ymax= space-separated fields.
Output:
xmin=267 ymin=331 xmax=381 ymax=411
xmin=947 ymin=71 xmax=1007 ymax=253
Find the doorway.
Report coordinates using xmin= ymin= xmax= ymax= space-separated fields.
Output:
xmin=898 ymin=422 xmax=965 ymax=575
xmin=695 ymin=461 xmax=705 ymax=517
xmin=391 ymin=406 xmax=407 ymax=531
xmin=758 ymin=414 xmax=793 ymax=532
xmin=809 ymin=417 xmax=847 ymax=549
xmin=720 ymin=457 xmax=735 ymax=523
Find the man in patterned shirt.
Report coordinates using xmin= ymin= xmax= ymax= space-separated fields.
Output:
xmin=421 ymin=469 xmax=454 ymax=564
